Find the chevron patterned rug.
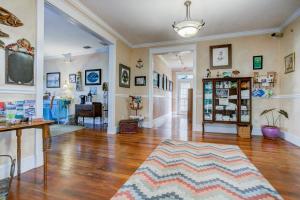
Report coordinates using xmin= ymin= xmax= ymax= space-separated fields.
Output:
xmin=112 ymin=140 xmax=282 ymax=200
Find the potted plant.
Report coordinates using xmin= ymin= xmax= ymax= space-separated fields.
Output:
xmin=260 ymin=108 xmax=288 ymax=139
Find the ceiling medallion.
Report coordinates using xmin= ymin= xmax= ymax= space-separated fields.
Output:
xmin=172 ymin=0 xmax=205 ymax=38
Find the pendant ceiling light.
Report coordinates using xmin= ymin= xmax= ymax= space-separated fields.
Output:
xmin=172 ymin=0 xmax=205 ymax=38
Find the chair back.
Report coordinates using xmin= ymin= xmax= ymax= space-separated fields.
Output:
xmin=0 ymin=155 xmax=16 ymax=200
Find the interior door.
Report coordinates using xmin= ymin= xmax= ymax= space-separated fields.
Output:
xmin=178 ymin=81 xmax=191 ymax=115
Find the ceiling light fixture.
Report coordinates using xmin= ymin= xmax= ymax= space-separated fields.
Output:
xmin=172 ymin=0 xmax=205 ymax=38
xmin=63 ymin=53 xmax=72 ymax=63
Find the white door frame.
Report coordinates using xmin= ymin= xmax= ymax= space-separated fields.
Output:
xmin=40 ymin=0 xmax=118 ymax=133
xmin=148 ymin=44 xmax=197 ymax=131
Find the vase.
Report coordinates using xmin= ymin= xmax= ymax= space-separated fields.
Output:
xmin=261 ymin=126 xmax=281 ymax=139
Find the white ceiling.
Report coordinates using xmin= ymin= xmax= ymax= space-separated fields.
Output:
xmin=158 ymin=51 xmax=193 ymax=70
xmin=79 ymin=0 xmax=300 ymax=46
xmin=44 ymin=6 xmax=107 ymax=59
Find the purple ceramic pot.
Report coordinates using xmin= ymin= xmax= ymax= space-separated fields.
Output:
xmin=261 ymin=126 xmax=281 ymax=139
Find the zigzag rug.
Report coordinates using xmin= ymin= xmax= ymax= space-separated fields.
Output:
xmin=112 ymin=140 xmax=282 ymax=200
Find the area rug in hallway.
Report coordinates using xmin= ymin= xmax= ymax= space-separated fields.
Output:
xmin=50 ymin=125 xmax=83 ymax=137
xmin=112 ymin=140 xmax=282 ymax=200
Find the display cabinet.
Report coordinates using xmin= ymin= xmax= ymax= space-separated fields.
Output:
xmin=202 ymin=77 xmax=252 ymax=134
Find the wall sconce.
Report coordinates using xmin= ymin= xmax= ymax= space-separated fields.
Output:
xmin=136 ymin=58 xmax=144 ymax=69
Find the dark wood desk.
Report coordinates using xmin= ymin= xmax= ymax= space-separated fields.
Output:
xmin=75 ymin=103 xmax=102 ymax=127
xmin=0 ymin=120 xmax=54 ymax=184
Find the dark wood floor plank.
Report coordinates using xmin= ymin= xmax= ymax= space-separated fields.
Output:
xmin=8 ymin=116 xmax=300 ymax=200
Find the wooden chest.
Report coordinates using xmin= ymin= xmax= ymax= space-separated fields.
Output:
xmin=237 ymin=125 xmax=251 ymax=139
xmin=119 ymin=119 xmax=139 ymax=134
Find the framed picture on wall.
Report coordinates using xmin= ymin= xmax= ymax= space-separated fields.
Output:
xmin=165 ymin=76 xmax=168 ymax=90
xmin=119 ymin=64 xmax=131 ymax=88
xmin=69 ymin=74 xmax=76 ymax=83
xmin=153 ymin=71 xmax=160 ymax=88
xmin=210 ymin=44 xmax=232 ymax=69
xmin=162 ymin=74 xmax=165 ymax=90
xmin=46 ymin=72 xmax=60 ymax=88
xmin=85 ymin=69 xmax=102 ymax=85
xmin=169 ymin=81 xmax=173 ymax=92
xmin=135 ymin=76 xmax=146 ymax=86
xmin=285 ymin=53 xmax=295 ymax=74
xmin=253 ymin=55 xmax=263 ymax=70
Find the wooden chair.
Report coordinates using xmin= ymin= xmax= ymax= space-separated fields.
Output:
xmin=75 ymin=102 xmax=103 ymax=127
xmin=0 ymin=155 xmax=15 ymax=200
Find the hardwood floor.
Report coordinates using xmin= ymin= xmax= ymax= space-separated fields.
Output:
xmin=8 ymin=115 xmax=300 ymax=200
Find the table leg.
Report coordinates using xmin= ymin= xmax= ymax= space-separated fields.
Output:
xmin=42 ymin=124 xmax=49 ymax=185
xmin=16 ymin=129 xmax=22 ymax=179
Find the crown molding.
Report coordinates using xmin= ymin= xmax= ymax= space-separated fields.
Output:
xmin=279 ymin=7 xmax=300 ymax=31
xmin=132 ymin=28 xmax=280 ymax=48
xmin=67 ymin=0 xmax=133 ymax=48
xmin=44 ymin=47 xmax=108 ymax=60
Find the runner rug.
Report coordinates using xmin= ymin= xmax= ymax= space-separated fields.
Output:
xmin=112 ymin=139 xmax=282 ymax=200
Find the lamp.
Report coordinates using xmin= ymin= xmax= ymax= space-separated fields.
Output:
xmin=172 ymin=0 xmax=205 ymax=38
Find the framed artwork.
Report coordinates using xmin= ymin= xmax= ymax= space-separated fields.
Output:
xmin=119 ymin=64 xmax=131 ymax=88
xmin=69 ymin=74 xmax=76 ymax=83
xmin=165 ymin=76 xmax=168 ymax=90
xmin=285 ymin=53 xmax=295 ymax=74
xmin=210 ymin=44 xmax=232 ymax=69
xmin=46 ymin=72 xmax=60 ymax=88
xmin=135 ymin=76 xmax=146 ymax=86
xmin=169 ymin=81 xmax=173 ymax=92
xmin=253 ymin=56 xmax=263 ymax=70
xmin=162 ymin=74 xmax=165 ymax=90
xmin=153 ymin=71 xmax=160 ymax=88
xmin=85 ymin=69 xmax=101 ymax=85
xmin=216 ymin=89 xmax=229 ymax=98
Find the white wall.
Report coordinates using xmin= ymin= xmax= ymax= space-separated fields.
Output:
xmin=44 ymin=52 xmax=109 ymax=115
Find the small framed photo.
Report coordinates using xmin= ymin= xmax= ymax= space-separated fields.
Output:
xmin=135 ymin=76 xmax=146 ymax=86
xmin=253 ymin=55 xmax=263 ymax=70
xmin=46 ymin=72 xmax=60 ymax=88
xmin=69 ymin=74 xmax=76 ymax=83
xmin=119 ymin=64 xmax=131 ymax=88
xmin=85 ymin=69 xmax=101 ymax=85
xmin=285 ymin=53 xmax=295 ymax=74
xmin=210 ymin=44 xmax=232 ymax=69
xmin=162 ymin=74 xmax=166 ymax=90
xmin=153 ymin=71 xmax=160 ymax=88
xmin=169 ymin=81 xmax=173 ymax=92
xmin=165 ymin=76 xmax=168 ymax=90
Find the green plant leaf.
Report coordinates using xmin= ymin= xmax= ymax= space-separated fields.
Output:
xmin=260 ymin=108 xmax=275 ymax=116
xmin=278 ymin=110 xmax=289 ymax=119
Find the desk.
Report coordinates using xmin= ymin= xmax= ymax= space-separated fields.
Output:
xmin=0 ymin=120 xmax=54 ymax=184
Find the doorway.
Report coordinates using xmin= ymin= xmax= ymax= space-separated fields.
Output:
xmin=40 ymin=1 xmax=117 ymax=134
xmin=149 ymin=45 xmax=197 ymax=131
xmin=177 ymin=80 xmax=192 ymax=115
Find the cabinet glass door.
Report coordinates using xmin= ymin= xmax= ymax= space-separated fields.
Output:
xmin=215 ymin=80 xmax=238 ymax=122
xmin=203 ymin=81 xmax=213 ymax=121
xmin=239 ymin=80 xmax=251 ymax=123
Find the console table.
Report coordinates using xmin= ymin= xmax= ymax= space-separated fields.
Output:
xmin=75 ymin=102 xmax=102 ymax=127
xmin=0 ymin=120 xmax=54 ymax=184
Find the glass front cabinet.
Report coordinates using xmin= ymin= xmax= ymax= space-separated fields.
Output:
xmin=202 ymin=77 xmax=252 ymax=133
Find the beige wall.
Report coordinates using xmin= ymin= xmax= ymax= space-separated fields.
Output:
xmin=196 ymin=35 xmax=281 ymax=129
xmin=278 ymin=17 xmax=300 ymax=138
xmin=0 ymin=0 xmax=37 ymax=166
xmin=153 ymin=55 xmax=172 ymax=119
xmin=44 ymin=52 xmax=109 ymax=115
